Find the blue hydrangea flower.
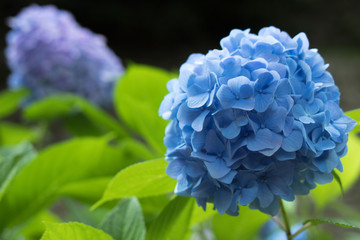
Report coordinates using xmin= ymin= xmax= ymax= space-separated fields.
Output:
xmin=5 ymin=4 xmax=124 ymax=107
xmin=159 ymin=27 xmax=356 ymax=216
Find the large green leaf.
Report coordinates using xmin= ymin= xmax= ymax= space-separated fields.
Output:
xmin=311 ymin=132 xmax=360 ymax=208
xmin=41 ymin=222 xmax=114 ymax=240
xmin=101 ymin=198 xmax=146 ymax=240
xmin=303 ymin=217 xmax=360 ymax=229
xmin=0 ymin=89 xmax=28 ymax=119
xmin=115 ymin=64 xmax=176 ymax=154
xmin=0 ymin=142 xmax=36 ymax=201
xmin=59 ymin=177 xmax=112 ymax=203
xmin=93 ymin=159 xmax=176 ymax=209
xmin=212 ymin=206 xmax=270 ymax=240
xmin=0 ymin=137 xmax=133 ymax=228
xmin=0 ymin=121 xmax=40 ymax=145
xmin=146 ymin=196 xmax=194 ymax=240
xmin=24 ymin=94 xmax=128 ymax=137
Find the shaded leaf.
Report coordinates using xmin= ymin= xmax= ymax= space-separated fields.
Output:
xmin=146 ymin=196 xmax=194 ymax=240
xmin=0 ymin=121 xmax=40 ymax=145
xmin=101 ymin=198 xmax=146 ymax=240
xmin=24 ymin=94 xmax=127 ymax=137
xmin=0 ymin=142 xmax=36 ymax=201
xmin=93 ymin=159 xmax=176 ymax=209
xmin=0 ymin=89 xmax=28 ymax=119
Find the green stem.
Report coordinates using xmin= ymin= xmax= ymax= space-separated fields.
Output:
xmin=280 ymin=200 xmax=292 ymax=240
xmin=291 ymin=222 xmax=312 ymax=239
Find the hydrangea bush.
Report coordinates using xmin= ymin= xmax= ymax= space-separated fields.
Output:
xmin=159 ymin=27 xmax=356 ymax=216
xmin=5 ymin=5 xmax=124 ymax=107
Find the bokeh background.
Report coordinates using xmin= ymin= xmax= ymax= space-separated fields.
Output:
xmin=1 ymin=0 xmax=360 ymax=237
xmin=1 ymin=0 xmax=360 ymax=110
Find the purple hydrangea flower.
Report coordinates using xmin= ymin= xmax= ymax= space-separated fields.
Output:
xmin=5 ymin=4 xmax=124 ymax=107
xmin=159 ymin=27 xmax=356 ymax=216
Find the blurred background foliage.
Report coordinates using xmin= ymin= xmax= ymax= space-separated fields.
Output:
xmin=1 ymin=0 xmax=360 ymax=109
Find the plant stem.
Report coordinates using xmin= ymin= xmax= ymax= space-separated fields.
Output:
xmin=272 ymin=216 xmax=286 ymax=231
xmin=291 ymin=222 xmax=312 ymax=239
xmin=280 ymin=200 xmax=292 ymax=240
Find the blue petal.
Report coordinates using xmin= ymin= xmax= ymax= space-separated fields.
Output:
xmin=257 ymin=183 xmax=274 ymax=208
xmin=247 ymin=129 xmax=282 ymax=152
xmin=192 ymin=109 xmax=210 ymax=132
xmin=187 ymin=92 xmax=209 ymax=108
xmin=216 ymin=85 xmax=236 ymax=109
xmin=214 ymin=187 xmax=233 ymax=215
xmin=239 ymin=183 xmax=258 ymax=206
xmin=166 ymin=159 xmax=184 ymax=179
xmin=203 ymin=158 xmax=231 ymax=179
xmin=255 ymin=93 xmax=274 ymax=112
xmin=281 ymin=130 xmax=303 ymax=152
xmin=313 ymin=149 xmax=339 ymax=173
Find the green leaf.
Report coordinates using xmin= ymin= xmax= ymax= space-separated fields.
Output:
xmin=0 ymin=121 xmax=40 ymax=145
xmin=115 ymin=64 xmax=176 ymax=154
xmin=19 ymin=211 xmax=61 ymax=240
xmin=0 ymin=137 xmax=134 ymax=228
xmin=303 ymin=217 xmax=360 ymax=229
xmin=93 ymin=159 xmax=176 ymax=209
xmin=146 ymin=196 xmax=194 ymax=240
xmin=212 ymin=206 xmax=270 ymax=240
xmin=101 ymin=198 xmax=146 ymax=240
xmin=190 ymin=203 xmax=217 ymax=226
xmin=41 ymin=222 xmax=114 ymax=240
xmin=346 ymin=108 xmax=360 ymax=133
xmin=24 ymin=94 xmax=127 ymax=137
xmin=331 ymin=170 xmax=344 ymax=196
xmin=0 ymin=89 xmax=28 ymax=119
xmin=0 ymin=142 xmax=36 ymax=201
xmin=311 ymin=132 xmax=360 ymax=208
xmin=59 ymin=177 xmax=112 ymax=203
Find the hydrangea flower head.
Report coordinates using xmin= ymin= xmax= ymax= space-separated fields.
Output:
xmin=5 ymin=4 xmax=124 ymax=107
xmin=159 ymin=27 xmax=356 ymax=216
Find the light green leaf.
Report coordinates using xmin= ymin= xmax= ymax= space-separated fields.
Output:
xmin=303 ymin=217 xmax=360 ymax=229
xmin=346 ymin=108 xmax=360 ymax=133
xmin=24 ymin=94 xmax=127 ymax=137
xmin=0 ymin=142 xmax=36 ymax=201
xmin=146 ymin=196 xmax=194 ymax=240
xmin=93 ymin=159 xmax=176 ymax=209
xmin=0 ymin=121 xmax=40 ymax=145
xmin=115 ymin=64 xmax=176 ymax=154
xmin=41 ymin=222 xmax=114 ymax=240
xmin=0 ymin=88 xmax=28 ymax=119
xmin=311 ymin=132 xmax=360 ymax=208
xmin=101 ymin=198 xmax=146 ymax=240
xmin=0 ymin=137 xmax=134 ymax=228
xmin=212 ymin=206 xmax=270 ymax=240
xmin=190 ymin=203 xmax=217 ymax=226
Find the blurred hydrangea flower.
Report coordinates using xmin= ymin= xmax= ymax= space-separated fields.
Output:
xmin=159 ymin=27 xmax=356 ymax=216
xmin=5 ymin=4 xmax=124 ymax=107
xmin=260 ymin=220 xmax=307 ymax=240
